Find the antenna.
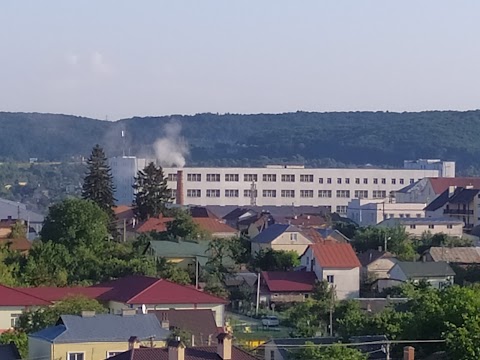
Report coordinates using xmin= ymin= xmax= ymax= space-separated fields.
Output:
xmin=121 ymin=130 xmax=126 ymax=156
xmin=250 ymin=181 xmax=257 ymax=206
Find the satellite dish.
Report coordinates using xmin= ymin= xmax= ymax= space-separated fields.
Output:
xmin=141 ymin=304 xmax=147 ymax=314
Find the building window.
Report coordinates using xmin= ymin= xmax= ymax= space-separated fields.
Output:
xmin=337 ymin=178 xmax=342 ymax=184
xmin=336 ymin=190 xmax=350 ymax=198
xmin=410 ymin=225 xmax=416 ymax=229
xmin=281 ymin=190 xmax=295 ymax=198
xmin=244 ymin=174 xmax=258 ymax=182
xmin=107 ymin=352 xmax=123 ymax=358
xmin=416 ymin=213 xmax=422 ymax=218
xmin=399 ymin=214 xmax=404 ymax=218
xmin=10 ymin=314 xmax=20 ymax=328
xmin=290 ymin=233 xmax=298 ymax=241
xmin=318 ymin=190 xmax=332 ymax=198
xmin=405 ymin=214 xmax=411 ymax=218
xmin=187 ymin=173 xmax=201 ymax=182
xmin=336 ymin=206 xmax=347 ymax=214
xmin=381 ymin=178 xmax=386 ymax=184
xmin=281 ymin=174 xmax=295 ymax=182
xmin=300 ymin=174 xmax=314 ymax=182
xmin=187 ymin=189 xmax=201 ymax=198
xmin=225 ymin=174 xmax=239 ymax=182
xmin=391 ymin=178 xmax=396 ymax=185
xmin=167 ymin=173 xmax=178 ymax=181
xmin=447 ymin=224 xmax=453 ymax=229
xmin=410 ymin=178 xmax=415 ymax=184
xmin=263 ymin=190 xmax=277 ymax=198
xmin=206 ymin=173 xmax=220 ymax=182
xmin=345 ymin=178 xmax=350 ymax=184
xmin=400 ymin=178 xmax=405 ymax=185
xmin=428 ymin=224 xmax=435 ymax=229
xmin=69 ymin=353 xmax=85 ymax=360
xmin=225 ymin=189 xmax=239 ymax=197
xmin=326 ymin=275 xmax=334 ymax=284
xmin=354 ymin=190 xmax=368 ymax=199
xmin=206 ymin=189 xmax=220 ymax=198
xmin=363 ymin=178 xmax=368 ymax=184
xmin=355 ymin=178 xmax=360 ymax=184
xmin=372 ymin=190 xmax=387 ymax=198
xmin=263 ymin=174 xmax=277 ymax=182
xmin=327 ymin=178 xmax=332 ymax=184
xmin=244 ymin=189 xmax=258 ymax=197
xmin=270 ymin=350 xmax=275 ymax=360
xmin=319 ymin=178 xmax=324 ymax=184
xmin=373 ymin=178 xmax=378 ymax=185
xmin=169 ymin=189 xmax=177 ymax=199
xmin=300 ymin=190 xmax=314 ymax=198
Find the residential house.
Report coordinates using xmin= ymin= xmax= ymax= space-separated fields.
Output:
xmin=357 ymin=250 xmax=398 ymax=284
xmin=347 ymin=198 xmax=426 ymax=226
xmin=250 ymin=224 xmax=313 ymax=255
xmin=109 ymin=333 xmax=258 ymax=360
xmin=0 ymin=343 xmax=21 ymax=360
xmin=316 ymin=228 xmax=351 ymax=243
xmin=378 ymin=218 xmax=464 ymax=238
xmin=143 ymin=240 xmax=211 ymax=270
xmin=28 ymin=312 xmax=169 ymax=360
xmin=0 ymin=237 xmax=32 ymax=253
xmin=388 ymin=261 xmax=455 ymax=289
xmin=259 ymin=271 xmax=317 ymax=304
xmin=299 ymin=242 xmax=361 ymax=299
xmin=149 ymin=309 xmax=220 ymax=346
xmin=0 ymin=198 xmax=44 ymax=239
xmin=422 ymin=247 xmax=480 ymax=267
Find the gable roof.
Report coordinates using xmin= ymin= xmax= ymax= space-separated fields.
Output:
xmin=393 ymin=261 xmax=456 ymax=278
xmin=448 ymin=188 xmax=480 ymax=204
xmin=426 ymin=247 xmax=480 ymax=264
xmin=424 ymin=188 xmax=451 ymax=212
xmin=94 ymin=275 xmax=228 ymax=305
xmin=136 ymin=216 xmax=175 ymax=233
xmin=317 ymin=228 xmax=351 ymax=242
xmin=429 ymin=177 xmax=480 ymax=194
xmin=0 ymin=237 xmax=32 ymax=252
xmin=108 ymin=345 xmax=258 ymax=360
xmin=308 ymin=243 xmax=361 ymax=268
xmin=189 ymin=206 xmax=219 ymax=219
xmin=150 ymin=309 xmax=219 ymax=345
xmin=222 ymin=207 xmax=254 ymax=221
xmin=357 ymin=250 xmax=394 ymax=267
xmin=17 ymin=286 xmax=110 ymax=302
xmin=251 ymin=224 xmax=299 ymax=244
xmin=192 ymin=218 xmax=238 ymax=235
xmin=0 ymin=284 xmax=51 ymax=306
xmin=0 ymin=198 xmax=44 ymax=223
xmin=30 ymin=313 xmax=169 ymax=344
xmin=0 ymin=343 xmax=21 ymax=360
xmin=261 ymin=271 xmax=317 ymax=293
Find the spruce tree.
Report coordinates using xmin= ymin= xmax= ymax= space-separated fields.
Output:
xmin=133 ymin=162 xmax=171 ymax=221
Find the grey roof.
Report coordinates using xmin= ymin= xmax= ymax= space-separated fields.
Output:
xmin=317 ymin=228 xmax=351 ymax=242
xmin=424 ymin=189 xmax=450 ymax=212
xmin=427 ymin=247 xmax=480 ymax=264
xmin=29 ymin=314 xmax=170 ymax=344
xmin=379 ymin=217 xmax=463 ymax=226
xmin=251 ymin=224 xmax=299 ymax=244
xmin=0 ymin=343 xmax=21 ymax=360
xmin=0 ymin=198 xmax=44 ymax=223
xmin=394 ymin=261 xmax=456 ymax=278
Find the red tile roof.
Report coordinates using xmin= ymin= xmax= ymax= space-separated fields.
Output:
xmin=429 ymin=177 xmax=480 ymax=195
xmin=17 ymin=286 xmax=110 ymax=302
xmin=114 ymin=205 xmax=135 ymax=221
xmin=0 ymin=285 xmax=51 ymax=306
xmin=109 ymin=345 xmax=258 ymax=360
xmin=0 ymin=238 xmax=32 ymax=252
xmin=95 ymin=275 xmax=228 ymax=305
xmin=261 ymin=271 xmax=317 ymax=293
xmin=136 ymin=216 xmax=174 ymax=233
xmin=285 ymin=214 xmax=327 ymax=228
xmin=309 ymin=243 xmax=361 ymax=269
xmin=192 ymin=218 xmax=238 ymax=235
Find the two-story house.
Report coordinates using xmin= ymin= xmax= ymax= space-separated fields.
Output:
xmin=251 ymin=224 xmax=314 ymax=255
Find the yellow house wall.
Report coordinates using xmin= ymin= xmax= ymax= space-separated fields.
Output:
xmin=270 ymin=232 xmax=312 ymax=255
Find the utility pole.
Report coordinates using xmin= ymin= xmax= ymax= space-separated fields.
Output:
xmin=255 ymin=272 xmax=261 ymax=316
xmin=386 ymin=341 xmax=391 ymax=360
xmin=195 ymin=258 xmax=199 ymax=289
xmin=329 ymin=286 xmax=335 ymax=336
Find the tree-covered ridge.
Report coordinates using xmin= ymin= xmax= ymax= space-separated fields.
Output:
xmin=3 ymin=110 xmax=480 ymax=172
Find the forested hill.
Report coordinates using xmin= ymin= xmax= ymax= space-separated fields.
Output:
xmin=2 ymin=110 xmax=480 ymax=173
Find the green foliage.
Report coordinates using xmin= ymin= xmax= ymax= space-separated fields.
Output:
xmin=294 ymin=342 xmax=367 ymax=360
xmin=166 ymin=210 xmax=202 ymax=240
xmin=156 ymin=257 xmax=191 ymax=285
xmin=8 ymin=221 xmax=27 ymax=239
xmin=252 ymin=249 xmax=300 ymax=271
xmin=0 ymin=246 xmax=21 ymax=286
xmin=227 ymin=235 xmax=252 ymax=264
xmin=17 ymin=295 xmax=106 ymax=334
xmin=133 ymin=162 xmax=171 ymax=220
xmin=0 ymin=330 xmax=28 ymax=358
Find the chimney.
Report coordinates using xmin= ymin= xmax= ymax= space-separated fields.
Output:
xmin=122 ymin=309 xmax=137 ymax=316
xmin=81 ymin=311 xmax=96 ymax=317
xmin=403 ymin=346 xmax=415 ymax=360
xmin=168 ymin=337 xmax=185 ymax=360
xmin=216 ymin=333 xmax=232 ymax=360
xmin=128 ymin=336 xmax=140 ymax=350
xmin=176 ymin=170 xmax=184 ymax=206
xmin=161 ymin=312 xmax=170 ymax=330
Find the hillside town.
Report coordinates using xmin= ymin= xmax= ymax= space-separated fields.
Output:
xmin=1 ymin=149 xmax=480 ymax=360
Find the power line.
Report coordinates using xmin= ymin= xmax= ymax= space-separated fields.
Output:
xmin=254 ymin=338 xmax=446 ymax=348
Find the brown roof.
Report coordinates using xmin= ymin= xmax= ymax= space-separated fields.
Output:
xmin=357 ymin=250 xmax=394 ymax=267
xmin=427 ymin=247 xmax=480 ymax=264
xmin=109 ymin=345 xmax=258 ymax=360
xmin=192 ymin=218 xmax=238 ymax=235
xmin=136 ymin=215 xmax=174 ymax=233
xmin=261 ymin=271 xmax=317 ymax=293
xmin=284 ymin=214 xmax=327 ymax=228
xmin=429 ymin=177 xmax=480 ymax=194
xmin=309 ymin=243 xmax=361 ymax=268
xmin=0 ymin=237 xmax=32 ymax=252
xmin=301 ymin=228 xmax=327 ymax=243
xmin=149 ymin=309 xmax=219 ymax=345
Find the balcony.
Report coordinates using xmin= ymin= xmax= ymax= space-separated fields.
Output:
xmin=443 ymin=209 xmax=474 ymax=215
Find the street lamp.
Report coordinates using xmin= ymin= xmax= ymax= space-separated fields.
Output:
xmin=384 ymin=235 xmax=391 ymax=252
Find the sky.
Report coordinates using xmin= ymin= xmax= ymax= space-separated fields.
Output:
xmin=1 ymin=1 xmax=479 ymax=120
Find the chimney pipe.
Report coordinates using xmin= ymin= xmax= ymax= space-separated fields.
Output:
xmin=176 ymin=170 xmax=184 ymax=206
xmin=403 ymin=346 xmax=415 ymax=360
xmin=216 ymin=333 xmax=232 ymax=360
xmin=168 ymin=338 xmax=185 ymax=360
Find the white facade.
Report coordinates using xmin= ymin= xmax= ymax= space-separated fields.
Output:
xmin=403 ymin=159 xmax=455 ymax=177
xmin=379 ymin=218 xmax=464 ymax=238
xmin=300 ymin=247 xmax=360 ymax=300
xmin=347 ymin=199 xmax=426 ymax=226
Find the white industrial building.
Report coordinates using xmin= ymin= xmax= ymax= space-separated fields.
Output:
xmin=110 ymin=156 xmax=453 ymax=215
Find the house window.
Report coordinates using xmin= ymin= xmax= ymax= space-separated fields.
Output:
xmin=225 ymin=189 xmax=239 ymax=197
xmin=281 ymin=174 xmax=295 ymax=182
xmin=410 ymin=178 xmax=415 ymax=184
xmin=318 ymin=190 xmax=332 ymax=198
xmin=372 ymin=190 xmax=387 ymax=198
xmin=187 ymin=173 xmax=201 ymax=182
xmin=300 ymin=174 xmax=314 ymax=182
xmin=416 ymin=214 xmax=422 ymax=218
xmin=290 ymin=233 xmax=298 ymax=241
xmin=336 ymin=206 xmax=347 ymax=214
xmin=405 ymin=214 xmax=411 ymax=218
xmin=107 ymin=352 xmax=123 ymax=358
xmin=381 ymin=178 xmax=386 ymax=184
xmin=281 ymin=190 xmax=295 ymax=198
xmin=225 ymin=174 xmax=239 ymax=182
xmin=10 ymin=314 xmax=20 ymax=328
xmin=400 ymin=178 xmax=405 ymax=185
xmin=263 ymin=174 xmax=277 ymax=182
xmin=300 ymin=190 xmax=314 ymax=198
xmin=327 ymin=178 xmax=332 ymax=184
xmin=336 ymin=190 xmax=350 ymax=198
xmin=429 ymin=224 xmax=435 ymax=229
xmin=244 ymin=189 xmax=258 ymax=197
xmin=410 ymin=225 xmax=416 ymax=229
xmin=263 ymin=190 xmax=277 ymax=198
xmin=345 ymin=178 xmax=350 ymax=184
xmin=354 ymin=190 xmax=368 ymax=199
xmin=68 ymin=353 xmax=85 ymax=360
xmin=244 ymin=174 xmax=258 ymax=182
xmin=373 ymin=178 xmax=378 ymax=185
xmin=169 ymin=189 xmax=177 ymax=199
xmin=363 ymin=178 xmax=368 ymax=184
xmin=327 ymin=275 xmax=334 ymax=284
xmin=355 ymin=178 xmax=360 ymax=184
xmin=206 ymin=189 xmax=220 ymax=198
xmin=206 ymin=174 xmax=220 ymax=182
xmin=187 ymin=189 xmax=201 ymax=198
xmin=391 ymin=178 xmax=396 ymax=185
xmin=270 ymin=350 xmax=275 ymax=360
xmin=447 ymin=224 xmax=453 ymax=229
xmin=167 ymin=173 xmax=178 ymax=181
xmin=319 ymin=178 xmax=324 ymax=184
xmin=337 ymin=178 xmax=342 ymax=184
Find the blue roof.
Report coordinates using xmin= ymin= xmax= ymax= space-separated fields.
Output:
xmin=29 ymin=314 xmax=169 ymax=344
xmin=251 ymin=224 xmax=298 ymax=243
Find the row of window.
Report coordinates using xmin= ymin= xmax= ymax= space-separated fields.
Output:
xmin=409 ymin=224 xmax=454 ymax=229
xmin=178 ymin=173 xmax=418 ymax=185
xmin=185 ymin=189 xmax=390 ymax=199
xmin=67 ymin=352 xmax=121 ymax=360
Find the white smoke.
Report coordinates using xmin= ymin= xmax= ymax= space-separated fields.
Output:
xmin=153 ymin=119 xmax=189 ymax=167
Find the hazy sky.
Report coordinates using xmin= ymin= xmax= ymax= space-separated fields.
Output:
xmin=1 ymin=1 xmax=479 ymax=120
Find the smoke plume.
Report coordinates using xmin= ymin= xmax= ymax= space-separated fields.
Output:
xmin=153 ymin=119 xmax=189 ymax=167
